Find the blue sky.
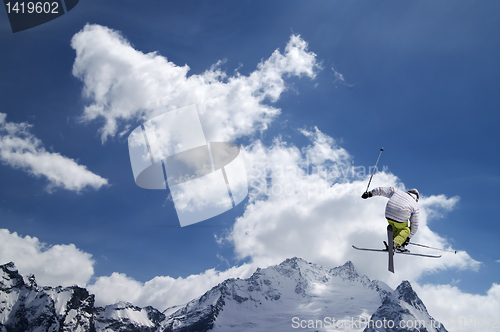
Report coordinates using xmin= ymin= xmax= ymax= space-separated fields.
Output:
xmin=1 ymin=1 xmax=499 ymax=329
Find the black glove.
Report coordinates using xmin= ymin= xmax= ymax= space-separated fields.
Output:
xmin=361 ymin=191 xmax=373 ymax=199
xmin=402 ymin=237 xmax=410 ymax=247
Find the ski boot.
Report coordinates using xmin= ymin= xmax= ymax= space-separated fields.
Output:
xmin=395 ymin=244 xmax=409 ymax=253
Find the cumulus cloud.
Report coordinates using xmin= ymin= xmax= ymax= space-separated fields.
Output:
xmin=88 ymin=263 xmax=257 ymax=310
xmin=420 ymin=194 xmax=460 ymax=221
xmin=0 ymin=228 xmax=252 ymax=310
xmin=0 ymin=113 xmax=108 ymax=192
xmin=0 ymin=229 xmax=94 ymax=287
xmin=71 ymin=24 xmax=320 ymax=143
xmin=414 ymin=283 xmax=500 ymax=332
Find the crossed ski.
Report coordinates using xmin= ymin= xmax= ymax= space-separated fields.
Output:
xmin=351 ymin=245 xmax=442 ymax=259
xmin=352 ymin=225 xmax=441 ymax=273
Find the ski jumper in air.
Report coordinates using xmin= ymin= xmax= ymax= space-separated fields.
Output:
xmin=362 ymin=187 xmax=419 ymax=250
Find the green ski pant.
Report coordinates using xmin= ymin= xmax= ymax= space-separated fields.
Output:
xmin=387 ymin=219 xmax=410 ymax=247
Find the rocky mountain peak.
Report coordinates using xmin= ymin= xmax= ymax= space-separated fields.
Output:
xmin=0 ymin=262 xmax=25 ymax=290
xmin=396 ymin=280 xmax=429 ymax=314
xmin=1 ymin=259 xmax=448 ymax=332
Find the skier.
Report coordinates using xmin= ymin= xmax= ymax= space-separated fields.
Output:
xmin=362 ymin=187 xmax=419 ymax=252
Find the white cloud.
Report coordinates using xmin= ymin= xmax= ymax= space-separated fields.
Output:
xmin=0 ymin=229 xmax=94 ymax=287
xmin=87 ymin=263 xmax=257 ymax=310
xmin=0 ymin=229 xmax=254 ymax=311
xmin=414 ymin=283 xmax=500 ymax=332
xmin=0 ymin=227 xmax=253 ymax=310
xmin=0 ymin=113 xmax=108 ymax=192
xmin=299 ymin=127 xmax=351 ymax=166
xmin=420 ymin=194 xmax=460 ymax=221
xmin=71 ymin=24 xmax=320 ymax=143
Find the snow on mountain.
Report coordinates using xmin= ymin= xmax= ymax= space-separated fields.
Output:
xmin=0 ymin=262 xmax=94 ymax=332
xmin=161 ymin=258 xmax=446 ymax=332
xmin=1 ymin=259 xmax=448 ymax=332
xmin=94 ymin=302 xmax=164 ymax=332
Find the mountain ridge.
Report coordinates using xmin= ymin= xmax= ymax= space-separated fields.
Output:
xmin=1 ymin=258 xmax=447 ymax=331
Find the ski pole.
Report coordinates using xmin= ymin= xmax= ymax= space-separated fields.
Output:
xmin=409 ymin=242 xmax=457 ymax=254
xmin=365 ymin=148 xmax=384 ymax=193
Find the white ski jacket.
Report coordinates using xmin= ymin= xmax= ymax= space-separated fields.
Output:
xmin=370 ymin=187 xmax=419 ymax=238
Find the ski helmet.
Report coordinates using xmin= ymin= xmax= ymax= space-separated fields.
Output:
xmin=407 ymin=188 xmax=419 ymax=202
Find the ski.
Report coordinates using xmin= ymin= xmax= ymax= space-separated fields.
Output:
xmin=387 ymin=225 xmax=394 ymax=273
xmin=352 ymin=245 xmax=387 ymax=253
xmin=351 ymin=245 xmax=442 ymax=258
xmin=395 ymin=251 xmax=442 ymax=258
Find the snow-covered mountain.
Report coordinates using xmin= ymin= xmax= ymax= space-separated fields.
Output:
xmin=1 ymin=258 xmax=447 ymax=332
xmin=0 ymin=261 xmax=95 ymax=332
